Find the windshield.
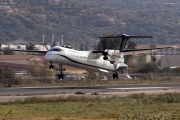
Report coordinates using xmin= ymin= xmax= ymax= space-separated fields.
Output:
xmin=50 ymin=48 xmax=62 ymax=52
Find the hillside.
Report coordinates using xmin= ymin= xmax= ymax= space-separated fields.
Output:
xmin=0 ymin=0 xmax=179 ymax=48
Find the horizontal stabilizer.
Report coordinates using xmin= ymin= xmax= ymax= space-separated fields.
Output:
xmin=99 ymin=34 xmax=154 ymax=39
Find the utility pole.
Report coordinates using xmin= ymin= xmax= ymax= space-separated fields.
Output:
xmin=42 ymin=34 xmax=45 ymax=51
xmin=73 ymin=37 xmax=74 ymax=49
xmin=52 ymin=34 xmax=54 ymax=46
xmin=61 ymin=34 xmax=63 ymax=46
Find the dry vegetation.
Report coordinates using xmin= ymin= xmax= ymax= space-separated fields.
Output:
xmin=0 ymin=93 xmax=180 ymax=120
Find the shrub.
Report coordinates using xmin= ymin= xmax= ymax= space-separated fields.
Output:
xmin=75 ymin=91 xmax=85 ymax=94
xmin=133 ymin=63 xmax=160 ymax=73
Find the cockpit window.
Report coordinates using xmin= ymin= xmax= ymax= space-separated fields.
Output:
xmin=50 ymin=48 xmax=62 ymax=52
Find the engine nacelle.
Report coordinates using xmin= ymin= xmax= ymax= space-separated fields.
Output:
xmin=116 ymin=63 xmax=128 ymax=71
xmin=107 ymin=50 xmax=115 ymax=56
xmin=102 ymin=50 xmax=116 ymax=61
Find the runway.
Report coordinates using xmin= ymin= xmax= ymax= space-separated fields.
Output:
xmin=0 ymin=83 xmax=180 ymax=96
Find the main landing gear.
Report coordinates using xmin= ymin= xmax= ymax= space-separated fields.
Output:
xmin=113 ymin=70 xmax=124 ymax=79
xmin=113 ymin=72 xmax=118 ymax=79
xmin=58 ymin=65 xmax=64 ymax=79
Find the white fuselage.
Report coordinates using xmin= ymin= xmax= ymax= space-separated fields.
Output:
xmin=46 ymin=46 xmax=127 ymax=73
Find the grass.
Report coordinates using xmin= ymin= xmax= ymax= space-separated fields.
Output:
xmin=0 ymin=75 xmax=180 ymax=119
xmin=0 ymin=93 xmax=180 ymax=120
xmin=0 ymin=73 xmax=180 ymax=88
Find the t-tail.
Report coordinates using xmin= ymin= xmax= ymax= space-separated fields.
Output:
xmin=99 ymin=34 xmax=154 ymax=51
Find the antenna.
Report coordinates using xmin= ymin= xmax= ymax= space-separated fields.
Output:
xmin=42 ymin=34 xmax=44 ymax=51
xmin=52 ymin=34 xmax=55 ymax=46
xmin=61 ymin=34 xmax=63 ymax=46
xmin=73 ymin=37 xmax=74 ymax=49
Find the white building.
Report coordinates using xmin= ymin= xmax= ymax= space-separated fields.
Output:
xmin=160 ymin=55 xmax=180 ymax=68
xmin=1 ymin=44 xmax=51 ymax=51
xmin=137 ymin=44 xmax=180 ymax=55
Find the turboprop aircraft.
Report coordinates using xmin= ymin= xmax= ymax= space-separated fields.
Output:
xmin=12 ymin=34 xmax=172 ymax=79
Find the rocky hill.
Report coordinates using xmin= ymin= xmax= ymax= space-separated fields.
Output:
xmin=0 ymin=0 xmax=179 ymax=48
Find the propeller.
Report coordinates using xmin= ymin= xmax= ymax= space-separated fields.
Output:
xmin=101 ymin=40 xmax=109 ymax=60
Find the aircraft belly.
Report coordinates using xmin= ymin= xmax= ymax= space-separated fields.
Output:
xmin=63 ymin=59 xmax=114 ymax=73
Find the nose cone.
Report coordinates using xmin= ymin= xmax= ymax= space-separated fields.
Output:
xmin=46 ymin=52 xmax=52 ymax=61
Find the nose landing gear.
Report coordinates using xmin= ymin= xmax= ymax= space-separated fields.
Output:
xmin=49 ymin=61 xmax=54 ymax=69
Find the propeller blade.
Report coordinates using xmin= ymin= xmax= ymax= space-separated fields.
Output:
xmin=102 ymin=40 xmax=107 ymax=50
xmin=92 ymin=50 xmax=104 ymax=53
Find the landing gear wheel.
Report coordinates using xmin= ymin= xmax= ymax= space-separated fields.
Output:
xmin=113 ymin=73 xmax=118 ymax=79
xmin=49 ymin=64 xmax=54 ymax=69
xmin=58 ymin=74 xmax=64 ymax=79
xmin=58 ymin=64 xmax=64 ymax=79
xmin=49 ymin=62 xmax=54 ymax=69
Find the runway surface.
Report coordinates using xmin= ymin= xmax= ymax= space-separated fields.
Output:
xmin=0 ymin=83 xmax=180 ymax=96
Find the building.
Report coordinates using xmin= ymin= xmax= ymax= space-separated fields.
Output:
xmin=1 ymin=38 xmax=51 ymax=51
xmin=0 ymin=55 xmax=86 ymax=74
xmin=137 ymin=44 xmax=180 ymax=68
xmin=0 ymin=55 xmax=46 ymax=69
xmin=137 ymin=44 xmax=180 ymax=55
xmin=160 ymin=55 xmax=180 ymax=68
xmin=13 ymin=38 xmax=28 ymax=45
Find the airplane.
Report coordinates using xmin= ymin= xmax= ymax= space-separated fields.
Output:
xmin=11 ymin=34 xmax=173 ymax=79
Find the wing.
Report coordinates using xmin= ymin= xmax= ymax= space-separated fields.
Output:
xmin=87 ymin=51 xmax=102 ymax=59
xmin=10 ymin=49 xmax=48 ymax=54
xmin=92 ymin=47 xmax=173 ymax=57
xmin=119 ymin=47 xmax=173 ymax=55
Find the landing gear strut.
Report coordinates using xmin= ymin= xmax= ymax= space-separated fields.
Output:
xmin=49 ymin=61 xmax=54 ymax=69
xmin=113 ymin=64 xmax=118 ymax=79
xmin=58 ymin=64 xmax=64 ymax=79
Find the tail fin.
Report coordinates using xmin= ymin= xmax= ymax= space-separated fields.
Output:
xmin=120 ymin=34 xmax=154 ymax=50
xmin=120 ymin=34 xmax=129 ymax=50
